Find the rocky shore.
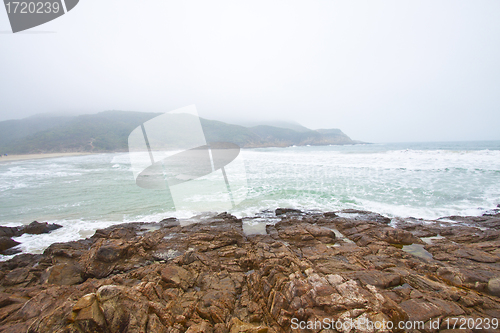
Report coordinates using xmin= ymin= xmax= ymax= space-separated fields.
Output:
xmin=0 ymin=209 xmax=500 ymax=332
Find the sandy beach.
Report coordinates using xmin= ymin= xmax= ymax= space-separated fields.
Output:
xmin=0 ymin=152 xmax=91 ymax=163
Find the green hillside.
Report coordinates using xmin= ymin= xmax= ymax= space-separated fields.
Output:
xmin=0 ymin=111 xmax=359 ymax=154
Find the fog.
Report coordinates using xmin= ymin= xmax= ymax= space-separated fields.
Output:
xmin=1 ymin=0 xmax=499 ymax=142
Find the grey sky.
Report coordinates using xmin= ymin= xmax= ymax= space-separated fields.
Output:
xmin=1 ymin=0 xmax=499 ymax=143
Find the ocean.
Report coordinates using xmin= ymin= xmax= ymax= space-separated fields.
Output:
xmin=1 ymin=141 xmax=499 ymax=260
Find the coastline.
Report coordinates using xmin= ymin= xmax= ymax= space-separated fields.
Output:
xmin=0 ymin=152 xmax=93 ymax=163
xmin=0 ymin=208 xmax=499 ymax=332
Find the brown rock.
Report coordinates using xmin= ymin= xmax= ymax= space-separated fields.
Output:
xmin=161 ymin=265 xmax=194 ymax=291
xmin=346 ymin=271 xmax=401 ymax=289
xmin=0 ymin=237 xmax=20 ymax=253
xmin=399 ymin=297 xmax=464 ymax=322
xmin=2 ymin=267 xmax=29 ymax=286
xmin=147 ymin=313 xmax=169 ymax=333
xmin=229 ymin=317 xmax=269 ymax=333
xmin=437 ymin=267 xmax=463 ymax=286
xmin=487 ymin=277 xmax=500 ymax=297
xmin=20 ymin=221 xmax=62 ymax=235
xmin=0 ymin=226 xmax=20 ymax=238
xmin=72 ymin=295 xmax=107 ymax=332
xmin=41 ymin=263 xmax=83 ymax=285
xmin=0 ymin=210 xmax=499 ymax=333
xmin=96 ymin=285 xmax=149 ymax=333
xmin=275 ymin=208 xmax=302 ymax=216
xmin=186 ymin=321 xmax=213 ymax=333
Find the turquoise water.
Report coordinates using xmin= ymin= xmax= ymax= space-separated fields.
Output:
xmin=0 ymin=141 xmax=499 ymax=257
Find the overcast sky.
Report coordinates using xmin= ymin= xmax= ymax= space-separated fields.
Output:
xmin=1 ymin=0 xmax=499 ymax=142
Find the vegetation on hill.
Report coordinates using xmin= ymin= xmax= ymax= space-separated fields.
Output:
xmin=0 ymin=111 xmax=359 ymax=154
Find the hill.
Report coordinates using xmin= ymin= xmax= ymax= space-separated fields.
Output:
xmin=0 ymin=111 xmax=360 ymax=154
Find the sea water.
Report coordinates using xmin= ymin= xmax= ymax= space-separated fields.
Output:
xmin=0 ymin=141 xmax=499 ymax=259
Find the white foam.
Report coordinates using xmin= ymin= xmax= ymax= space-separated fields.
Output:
xmin=0 ymin=219 xmax=125 ymax=261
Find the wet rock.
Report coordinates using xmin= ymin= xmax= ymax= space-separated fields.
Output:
xmin=0 ymin=226 xmax=20 ymax=238
xmin=275 ymin=208 xmax=302 ymax=216
xmin=0 ymin=222 xmax=63 ymax=256
xmin=0 ymin=237 xmax=20 ymax=253
xmin=96 ymin=285 xmax=150 ymax=333
xmin=20 ymin=221 xmax=62 ymax=235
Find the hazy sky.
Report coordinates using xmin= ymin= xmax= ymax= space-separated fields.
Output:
xmin=1 ymin=0 xmax=499 ymax=142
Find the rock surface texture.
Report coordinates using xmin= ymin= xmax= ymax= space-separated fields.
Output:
xmin=0 ymin=210 xmax=499 ymax=332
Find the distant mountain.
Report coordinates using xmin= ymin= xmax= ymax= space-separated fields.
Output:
xmin=0 ymin=111 xmax=361 ymax=154
xmin=233 ymin=120 xmax=312 ymax=133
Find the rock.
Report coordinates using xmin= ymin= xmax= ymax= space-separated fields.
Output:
xmin=381 ymin=228 xmax=422 ymax=245
xmin=275 ymin=208 xmax=302 ymax=216
xmin=41 ymin=263 xmax=83 ymax=285
xmin=161 ymin=265 xmax=194 ymax=290
xmin=147 ymin=313 xmax=169 ymax=333
xmin=229 ymin=317 xmax=268 ymax=333
xmin=71 ymin=293 xmax=107 ymax=332
xmin=346 ymin=271 xmax=401 ymax=289
xmin=437 ymin=267 xmax=463 ymax=286
xmin=96 ymin=285 xmax=149 ymax=332
xmin=304 ymin=225 xmax=336 ymax=243
xmin=487 ymin=277 xmax=500 ymax=297
xmin=186 ymin=321 xmax=213 ymax=333
xmin=0 ymin=226 xmax=20 ymax=238
xmin=0 ymin=237 xmax=20 ymax=253
xmin=399 ymin=298 xmax=464 ymax=322
xmin=2 ymin=267 xmax=29 ymax=286
xmin=95 ymin=239 xmax=129 ymax=262
xmin=0 ymin=210 xmax=499 ymax=332
xmin=20 ymin=221 xmax=62 ymax=235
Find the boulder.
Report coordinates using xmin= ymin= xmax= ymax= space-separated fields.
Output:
xmin=0 ymin=226 xmax=20 ymax=238
xmin=41 ymin=263 xmax=83 ymax=285
xmin=161 ymin=265 xmax=194 ymax=291
xmin=19 ymin=221 xmax=62 ymax=235
xmin=275 ymin=208 xmax=302 ymax=216
xmin=0 ymin=237 xmax=20 ymax=253
xmin=487 ymin=277 xmax=500 ymax=297
xmin=96 ymin=285 xmax=149 ymax=333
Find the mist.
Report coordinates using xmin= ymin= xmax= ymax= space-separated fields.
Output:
xmin=1 ymin=0 xmax=499 ymax=142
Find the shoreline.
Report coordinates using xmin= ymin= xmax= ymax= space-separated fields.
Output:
xmin=0 ymin=142 xmax=371 ymax=164
xmin=1 ymin=206 xmax=500 ymax=259
xmin=0 ymin=152 xmax=93 ymax=163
